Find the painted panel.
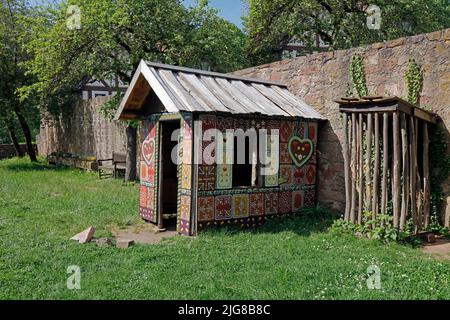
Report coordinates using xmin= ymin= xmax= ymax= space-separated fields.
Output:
xmin=139 ymin=117 xmax=159 ymax=223
xmin=232 ymin=194 xmax=250 ymax=218
xmin=196 ymin=115 xmax=319 ymax=232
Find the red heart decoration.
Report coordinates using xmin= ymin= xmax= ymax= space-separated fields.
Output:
xmin=288 ymin=136 xmax=314 ymax=168
xmin=142 ymin=138 xmax=155 ymax=165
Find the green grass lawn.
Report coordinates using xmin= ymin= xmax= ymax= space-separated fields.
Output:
xmin=0 ymin=157 xmax=449 ymax=299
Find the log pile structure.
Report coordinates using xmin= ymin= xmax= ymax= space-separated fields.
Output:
xmin=337 ymin=96 xmax=437 ymax=232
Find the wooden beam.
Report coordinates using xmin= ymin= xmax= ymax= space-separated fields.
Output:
xmin=381 ymin=113 xmax=389 ymax=214
xmin=393 ymin=112 xmax=401 ymax=229
xmin=157 ymin=122 xmax=165 ymax=231
xmin=365 ymin=113 xmax=373 ymax=212
xmin=400 ymin=114 xmax=410 ymax=231
xmin=358 ymin=113 xmax=364 ymax=224
xmin=350 ymin=113 xmax=357 ymax=223
xmin=372 ymin=113 xmax=380 ymax=220
xmin=410 ymin=117 xmax=418 ymax=232
xmin=423 ymin=122 xmax=430 ymax=228
xmin=343 ymin=113 xmax=351 ymax=221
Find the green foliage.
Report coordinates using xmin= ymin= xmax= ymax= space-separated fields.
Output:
xmin=428 ymin=127 xmax=450 ymax=232
xmin=404 ymin=59 xmax=423 ymax=105
xmin=331 ymin=212 xmax=418 ymax=245
xmin=349 ymin=54 xmax=368 ymax=98
xmin=244 ymin=0 xmax=450 ymax=64
xmin=21 ymin=0 xmax=248 ymax=116
xmin=0 ymin=0 xmax=40 ymax=144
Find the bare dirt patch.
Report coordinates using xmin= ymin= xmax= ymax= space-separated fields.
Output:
xmin=421 ymin=238 xmax=450 ymax=260
xmin=112 ymin=223 xmax=178 ymax=245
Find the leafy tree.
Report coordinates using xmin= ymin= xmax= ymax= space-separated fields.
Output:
xmin=22 ymin=0 xmax=247 ymax=179
xmin=0 ymin=0 xmax=39 ymax=161
xmin=244 ymin=0 xmax=450 ymax=64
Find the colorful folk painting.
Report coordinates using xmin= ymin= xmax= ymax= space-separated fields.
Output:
xmin=280 ymin=120 xmax=294 ymax=142
xmin=249 ymin=193 xmax=264 ymax=216
xmin=216 ymin=164 xmax=232 ymax=189
xmin=280 ymin=142 xmax=292 ymax=164
xmin=233 ymin=194 xmax=250 ymax=218
xmin=215 ymin=195 xmax=232 ymax=220
xmin=292 ymin=190 xmax=304 ymax=212
xmin=304 ymin=189 xmax=315 ymax=208
xmin=180 ymin=195 xmax=191 ymax=221
xmin=279 ymin=165 xmax=293 ymax=186
xmin=288 ymin=136 xmax=314 ymax=168
xmin=198 ymin=165 xmax=216 ymax=191
xmin=304 ymin=164 xmax=316 ymax=185
xmin=198 ymin=196 xmax=215 ymax=221
xmin=278 ymin=191 xmax=292 ymax=214
xmin=293 ymin=166 xmax=305 ymax=184
xmin=265 ymin=193 xmax=278 ymax=215
xmin=181 ymin=165 xmax=191 ymax=190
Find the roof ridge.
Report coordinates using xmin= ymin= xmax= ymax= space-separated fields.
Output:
xmin=144 ymin=61 xmax=287 ymax=88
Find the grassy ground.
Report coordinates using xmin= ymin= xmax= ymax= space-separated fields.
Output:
xmin=0 ymin=158 xmax=449 ymax=300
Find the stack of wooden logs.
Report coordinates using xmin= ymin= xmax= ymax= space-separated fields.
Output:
xmin=339 ymin=96 xmax=435 ymax=233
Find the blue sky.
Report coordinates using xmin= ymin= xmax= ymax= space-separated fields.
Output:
xmin=183 ymin=0 xmax=247 ymax=29
xmin=30 ymin=0 xmax=247 ymax=29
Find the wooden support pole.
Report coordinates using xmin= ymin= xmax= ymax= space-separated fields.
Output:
xmin=410 ymin=117 xmax=418 ymax=232
xmin=365 ymin=113 xmax=373 ymax=212
xmin=423 ymin=123 xmax=430 ymax=228
xmin=372 ymin=113 xmax=380 ymax=220
xmin=157 ymin=122 xmax=165 ymax=232
xmin=416 ymin=118 xmax=422 ymax=229
xmin=392 ymin=112 xmax=401 ymax=229
xmin=400 ymin=114 xmax=410 ymax=231
xmin=350 ymin=113 xmax=357 ymax=223
xmin=381 ymin=113 xmax=389 ymax=214
xmin=358 ymin=114 xmax=364 ymax=224
xmin=343 ymin=113 xmax=351 ymax=221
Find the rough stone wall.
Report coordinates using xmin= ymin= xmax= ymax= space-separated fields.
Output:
xmin=37 ymin=96 xmax=127 ymax=160
xmin=232 ymin=29 xmax=450 ymax=225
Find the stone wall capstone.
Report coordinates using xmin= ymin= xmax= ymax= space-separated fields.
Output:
xmin=232 ymin=29 xmax=450 ymax=225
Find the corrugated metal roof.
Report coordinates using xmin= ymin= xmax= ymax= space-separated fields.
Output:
xmin=115 ymin=60 xmax=326 ymax=120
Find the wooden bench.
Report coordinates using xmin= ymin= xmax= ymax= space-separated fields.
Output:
xmin=97 ymin=152 xmax=126 ymax=179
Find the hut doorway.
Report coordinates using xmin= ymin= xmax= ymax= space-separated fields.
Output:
xmin=157 ymin=120 xmax=180 ymax=231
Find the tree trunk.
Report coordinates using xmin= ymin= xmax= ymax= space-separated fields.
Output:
xmin=125 ymin=124 xmax=137 ymax=181
xmin=5 ymin=120 xmax=24 ymax=157
xmin=14 ymin=110 xmax=37 ymax=162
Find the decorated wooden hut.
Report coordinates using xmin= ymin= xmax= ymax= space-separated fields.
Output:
xmin=336 ymin=96 xmax=437 ymax=232
xmin=115 ymin=60 xmax=325 ymax=236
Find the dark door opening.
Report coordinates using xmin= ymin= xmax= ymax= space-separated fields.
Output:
xmin=158 ymin=120 xmax=180 ymax=231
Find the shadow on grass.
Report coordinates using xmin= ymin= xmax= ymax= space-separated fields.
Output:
xmin=2 ymin=160 xmax=73 ymax=173
xmin=202 ymin=208 xmax=338 ymax=238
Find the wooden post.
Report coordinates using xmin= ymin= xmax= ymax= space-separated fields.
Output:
xmin=157 ymin=122 xmax=165 ymax=232
xmin=350 ymin=113 xmax=357 ymax=223
xmin=381 ymin=113 xmax=389 ymax=214
xmin=392 ymin=112 xmax=401 ymax=229
xmin=358 ymin=114 xmax=364 ymax=224
xmin=400 ymin=114 xmax=410 ymax=231
xmin=372 ymin=113 xmax=380 ymax=220
xmin=343 ymin=113 xmax=351 ymax=221
xmin=409 ymin=117 xmax=418 ymax=232
xmin=365 ymin=113 xmax=373 ymax=212
xmin=423 ymin=123 xmax=430 ymax=228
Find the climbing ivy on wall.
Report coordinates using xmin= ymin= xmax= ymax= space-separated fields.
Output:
xmin=404 ymin=59 xmax=423 ymax=106
xmin=349 ymin=54 xmax=368 ymax=98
